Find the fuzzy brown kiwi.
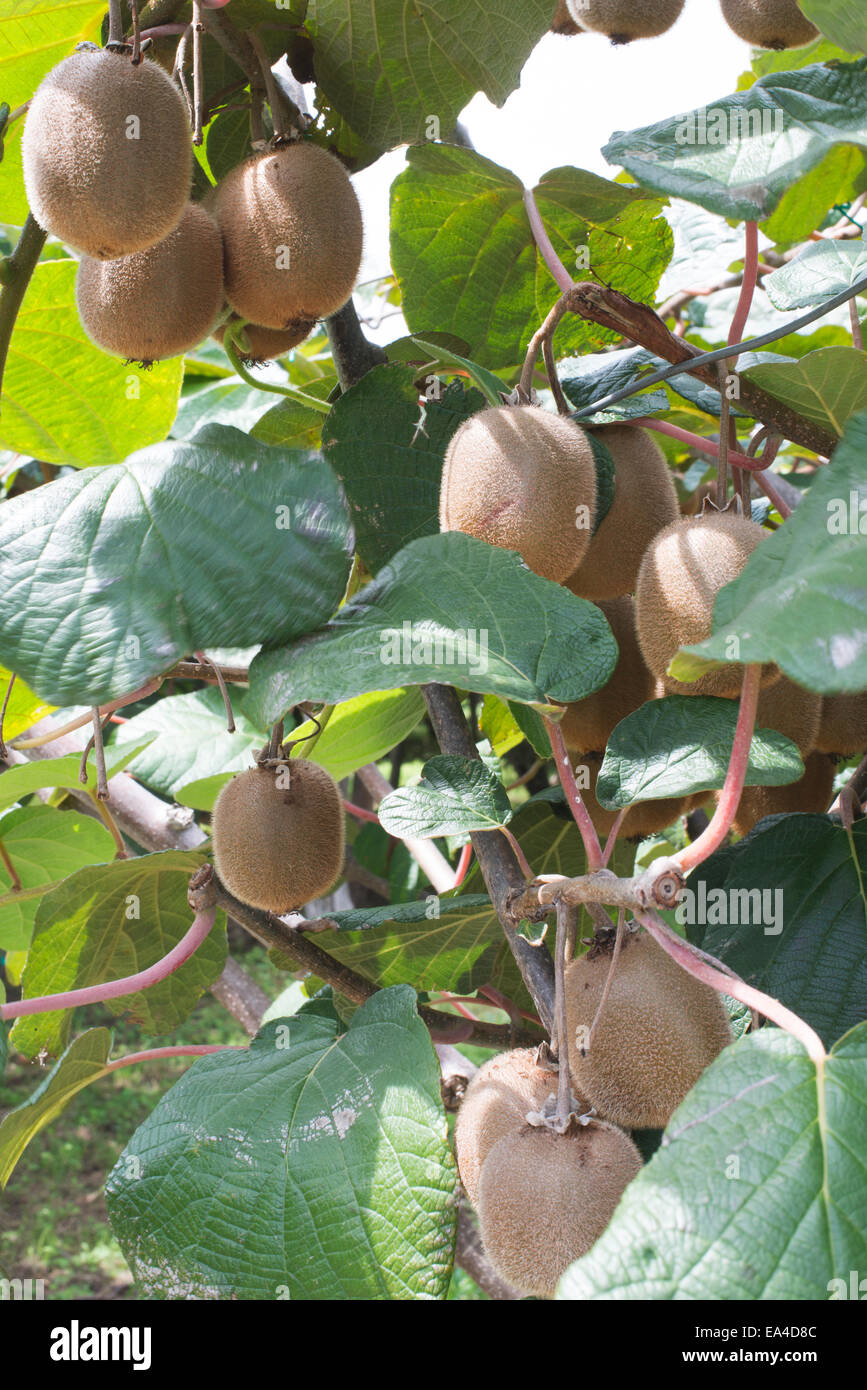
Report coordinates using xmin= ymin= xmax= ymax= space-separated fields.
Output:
xmin=635 ymin=512 xmax=776 ymax=697
xmin=76 ymin=202 xmax=224 ymax=363
xmin=213 ymin=142 xmax=363 ymax=329
xmin=214 ymin=316 xmax=315 ymax=365
xmin=551 ymin=0 xmax=583 ymax=34
xmin=729 ymin=752 xmax=836 ymax=837
xmin=719 ymin=0 xmax=819 ymax=49
xmin=564 ymin=426 xmax=680 ymax=600
xmin=22 ymin=49 xmax=192 ymax=260
xmin=439 ymin=405 xmax=597 ymax=583
xmin=564 ymin=930 xmax=732 ymax=1129
xmin=814 ymin=692 xmax=867 ymax=757
xmin=454 ymin=1048 xmax=565 ymax=1207
xmin=477 ymin=1121 xmax=642 ymax=1297
xmin=211 ymin=760 xmax=344 ymax=914
xmin=574 ymin=752 xmax=691 ymax=841
xmin=560 ymin=597 xmax=656 ymax=754
xmin=566 ymin=0 xmax=685 ymax=43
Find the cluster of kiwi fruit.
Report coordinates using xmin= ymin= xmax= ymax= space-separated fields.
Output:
xmin=555 ymin=0 xmax=817 ymax=48
xmin=455 ymin=929 xmax=731 ymax=1295
xmin=22 ymin=44 xmax=362 ymax=367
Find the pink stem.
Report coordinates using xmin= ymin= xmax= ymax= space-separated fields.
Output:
xmin=753 ymin=468 xmax=792 ymax=519
xmin=633 ymin=418 xmax=769 ymax=473
xmin=499 ymin=825 xmax=536 ymax=881
xmin=675 ymin=664 xmax=761 ymax=874
xmin=343 ymin=799 xmax=380 ymax=824
xmin=0 ymin=906 xmax=217 ymax=1020
xmin=727 ymin=222 xmax=759 ymax=351
xmin=602 ymin=812 xmax=627 ymax=866
xmin=523 ymin=187 xmax=575 ymax=294
xmin=543 ymin=719 xmax=604 ymax=871
xmin=453 ymin=842 xmax=474 ymax=886
xmin=636 ymin=909 xmax=825 ymax=1065
xmin=139 ymin=24 xmax=191 ymax=37
xmin=479 ymin=983 xmax=542 ymax=1029
xmin=104 ymin=1044 xmax=245 ymax=1071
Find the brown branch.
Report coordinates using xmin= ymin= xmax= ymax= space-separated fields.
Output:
xmin=455 ymin=1202 xmax=523 ymax=1300
xmin=209 ymin=957 xmax=269 ymax=1037
xmin=326 ymin=299 xmax=388 ymax=392
xmin=0 ymin=216 xmax=47 ymax=413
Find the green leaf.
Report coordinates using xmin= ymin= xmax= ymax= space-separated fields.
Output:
xmin=683 ymin=817 xmax=867 ymax=1050
xmin=0 ymin=1028 xmax=113 ymax=1189
xmin=246 ymin=532 xmax=618 ymax=726
xmin=0 ymin=262 xmax=183 ymax=467
xmin=409 ymin=338 xmax=508 ymax=408
xmin=288 ymin=687 xmax=425 ymax=784
xmin=105 ymin=987 xmax=457 ymax=1300
xmin=0 ymin=739 xmax=153 ymax=813
xmin=479 ymin=696 xmax=525 ymax=757
xmin=597 ymin=696 xmax=805 ymax=809
xmin=0 ymin=424 xmax=354 ymax=706
xmin=303 ymin=0 xmax=551 ymax=151
xmin=507 ymin=700 xmax=553 ymax=758
xmin=0 ymin=666 xmax=52 ymax=741
xmin=325 ymin=895 xmax=491 ymax=932
xmin=679 ymin=410 xmax=867 ymax=692
xmin=558 ymin=1024 xmax=867 ymax=1300
xmin=766 ymin=240 xmax=867 ymax=310
xmin=251 ymin=376 xmax=337 ymax=452
xmin=603 ymin=60 xmax=867 ymax=222
xmin=378 ymin=756 xmax=512 ymax=838
xmin=205 ymin=104 xmax=252 ymax=183
xmin=801 ymin=1 xmax=867 ymax=54
xmin=743 ymin=346 xmax=867 ymax=437
xmin=761 ymin=143 xmax=867 ymax=247
xmin=112 ymin=688 xmax=264 ymax=801
xmin=171 ymin=376 xmax=275 ymax=440
xmin=11 ymin=851 xmax=225 ymax=1059
xmin=0 ymin=804 xmax=115 ymax=951
xmin=391 ymin=145 xmax=672 ymax=370
xmin=322 ymin=363 xmax=484 ymax=574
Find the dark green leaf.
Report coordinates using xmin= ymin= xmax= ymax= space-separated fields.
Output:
xmin=378 ymin=756 xmax=512 ymax=838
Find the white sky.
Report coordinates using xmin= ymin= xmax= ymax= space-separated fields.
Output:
xmin=352 ymin=5 xmax=750 ymax=305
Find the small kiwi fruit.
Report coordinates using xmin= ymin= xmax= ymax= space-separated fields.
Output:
xmin=719 ymin=0 xmax=819 ymax=49
xmin=564 ymin=930 xmax=733 ymax=1129
xmin=551 ymin=0 xmax=583 ymax=34
xmin=574 ymin=752 xmax=692 ymax=842
xmin=754 ymin=675 xmax=822 ymax=759
xmin=22 ymin=49 xmax=192 ymax=260
xmin=566 ymin=0 xmax=685 ymax=43
xmin=814 ymin=692 xmax=867 ymax=757
xmin=214 ymin=316 xmax=315 ymax=365
xmin=477 ymin=1121 xmax=642 ymax=1297
xmin=729 ymin=752 xmax=836 ymax=836
xmin=213 ymin=142 xmax=363 ymax=329
xmin=560 ymin=596 xmax=656 ymax=754
xmin=439 ymin=405 xmax=597 ymax=583
xmin=635 ymin=512 xmax=775 ymax=697
xmin=455 ymin=1048 xmax=563 ymax=1207
xmin=76 ymin=202 xmax=224 ymax=363
xmin=211 ymin=760 xmax=344 ymax=914
xmin=564 ymin=426 xmax=680 ymax=600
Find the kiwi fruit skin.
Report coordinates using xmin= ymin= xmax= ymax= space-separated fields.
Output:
xmin=213 ymin=142 xmax=363 ymax=329
xmin=565 ymin=426 xmax=679 ymax=601
xmin=814 ymin=692 xmax=867 ymax=757
xmin=574 ymin=752 xmax=691 ymax=841
xmin=211 ymin=761 xmax=344 ymax=914
xmin=566 ymin=0 xmax=685 ymax=42
xmin=76 ymin=202 xmax=224 ymax=362
xmin=730 ymin=752 xmax=836 ymax=837
xmin=635 ymin=512 xmax=775 ymax=698
xmin=214 ymin=316 xmax=315 ymax=364
xmin=720 ymin=0 xmax=819 ymax=49
xmin=455 ymin=1048 xmax=562 ymax=1207
xmin=22 ymin=50 xmax=192 ymax=260
xmin=560 ymin=597 xmax=656 ymax=754
xmin=551 ymin=0 xmax=583 ymax=33
xmin=439 ymin=406 xmax=597 ymax=583
xmin=565 ymin=931 xmax=732 ymax=1130
xmin=477 ymin=1121 xmax=642 ymax=1297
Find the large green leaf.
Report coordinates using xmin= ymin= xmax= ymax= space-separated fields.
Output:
xmin=677 ymin=410 xmax=867 ymax=692
xmin=11 ymin=851 xmax=225 ymax=1059
xmin=801 ymin=1 xmax=867 ymax=54
xmin=112 ymin=688 xmax=264 ymax=801
xmin=0 ymin=739 xmax=154 ymax=813
xmin=171 ymin=377 xmax=275 ymax=441
xmin=0 ymin=424 xmax=354 ymax=706
xmin=559 ymin=1024 xmax=867 ymax=1300
xmin=0 ymin=262 xmax=184 ymax=467
xmin=743 ymin=347 xmax=867 ymax=437
xmin=105 ymin=987 xmax=457 ymax=1300
xmin=246 ymin=532 xmax=618 ymax=726
xmin=765 ymin=239 xmax=867 ymax=310
xmin=0 ymin=804 xmax=115 ymax=951
xmin=603 ymin=60 xmax=867 ymax=222
xmin=322 ymin=364 xmax=484 ymax=573
xmin=0 ymin=666 xmax=52 ymax=741
xmin=378 ymin=756 xmax=512 ymax=838
xmin=683 ymin=817 xmax=867 ymax=1050
xmin=390 ymin=145 xmax=672 ymax=370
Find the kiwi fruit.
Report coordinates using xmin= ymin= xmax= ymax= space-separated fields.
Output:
xmin=814 ymin=692 xmax=867 ymax=757
xmin=575 ymin=753 xmax=692 ymax=842
xmin=719 ymin=0 xmax=819 ymax=49
xmin=753 ymin=675 xmax=822 ymax=758
xmin=566 ymin=0 xmax=685 ymax=43
xmin=213 ymin=142 xmax=363 ymax=329
xmin=551 ymin=0 xmax=583 ymax=34
xmin=565 ymin=426 xmax=680 ymax=600
xmin=439 ymin=406 xmax=597 ymax=583
xmin=730 ymin=751 xmax=836 ymax=836
xmin=214 ymin=316 xmax=315 ymax=365
xmin=635 ymin=512 xmax=775 ymax=698
xmin=76 ymin=202 xmax=224 ymax=363
xmin=564 ymin=931 xmax=732 ymax=1129
xmin=211 ymin=760 xmax=344 ymax=914
xmin=477 ymin=1121 xmax=642 ymax=1297
xmin=455 ymin=1048 xmax=563 ymax=1207
xmin=22 ymin=49 xmax=192 ymax=260
xmin=560 ymin=597 xmax=656 ymax=754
